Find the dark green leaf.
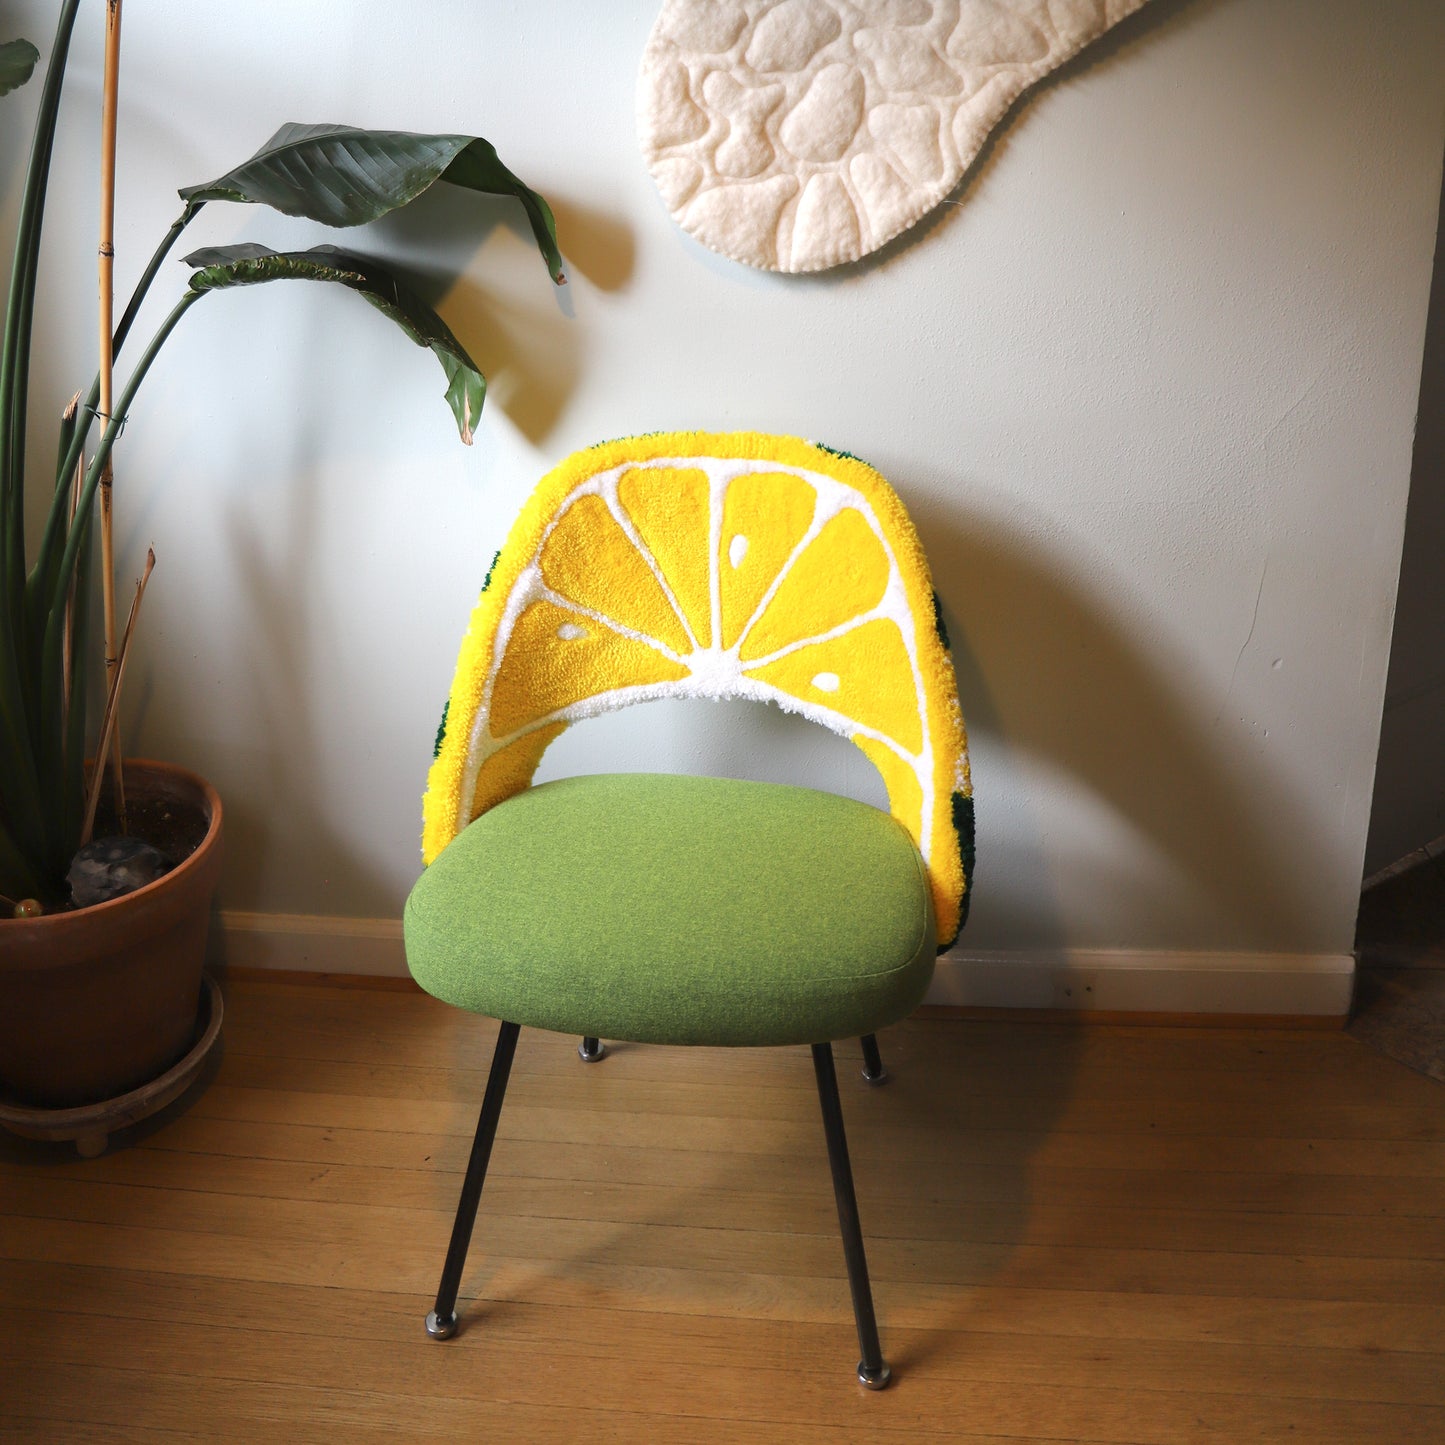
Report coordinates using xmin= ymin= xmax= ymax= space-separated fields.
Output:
xmin=179 ymin=124 xmax=564 ymax=283
xmin=0 ymin=810 xmax=44 ymax=904
xmin=432 ymin=137 xmax=565 ymax=287
xmin=183 ymin=243 xmax=485 ymax=443
xmin=0 ymin=38 xmax=39 ymax=97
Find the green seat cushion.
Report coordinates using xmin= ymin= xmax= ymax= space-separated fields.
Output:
xmin=404 ymin=773 xmax=936 ymax=1047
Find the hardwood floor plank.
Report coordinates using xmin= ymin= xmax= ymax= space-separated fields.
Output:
xmin=6 ymin=1170 xmax=1444 ymax=1263
xmin=5 ymin=1341 xmax=1441 ymax=1445
xmin=5 ymin=1257 xmax=1441 ymax=1357
xmin=213 ymin=980 xmax=1380 ymax=1073
xmin=4 ymin=1200 xmax=1442 ymax=1308
xmin=11 ymin=1139 xmax=1445 ymax=1224
xmin=183 ymin=1073 xmax=1445 ymax=1145
xmin=1 ymin=1362 xmax=942 ymax=1444
xmin=0 ymin=1278 xmax=1440 ymax=1407
xmin=0 ymin=1425 xmax=198 ymax=1445
xmin=217 ymin=1039 xmax=1440 ymax=1110
xmin=131 ymin=1104 xmax=1445 ymax=1179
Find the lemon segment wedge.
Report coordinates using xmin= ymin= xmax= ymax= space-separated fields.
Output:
xmin=617 ymin=466 xmax=714 ymax=647
xmin=539 ymin=494 xmax=691 ymax=655
xmin=718 ymin=470 xmax=816 ymax=649
xmin=489 ymin=598 xmax=690 ymax=738
xmin=740 ymin=505 xmax=890 ymax=663
xmin=744 ymin=617 xmax=923 ymax=755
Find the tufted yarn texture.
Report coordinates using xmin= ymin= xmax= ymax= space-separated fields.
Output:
xmin=422 ymin=431 xmax=973 ymax=948
xmin=638 ymin=0 xmax=1151 ymax=272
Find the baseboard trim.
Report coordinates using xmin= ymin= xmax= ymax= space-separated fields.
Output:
xmin=212 ymin=911 xmax=406 ymax=977
xmin=212 ymin=913 xmax=1354 ymax=1019
xmin=932 ymin=947 xmax=1354 ymax=1019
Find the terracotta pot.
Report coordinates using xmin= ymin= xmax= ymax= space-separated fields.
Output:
xmin=0 ymin=760 xmax=223 ymax=1109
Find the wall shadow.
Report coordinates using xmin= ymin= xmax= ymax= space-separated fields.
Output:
xmin=432 ymin=1016 xmax=1085 ymax=1380
xmin=910 ymin=490 xmax=1330 ymax=952
xmin=518 ymin=474 xmax=1327 ymax=954
xmin=122 ymin=376 xmax=396 ymax=920
xmin=376 ymin=183 xmax=632 ymax=445
xmin=1364 ymin=164 xmax=1445 ymax=875
xmin=206 ymin=433 xmax=395 ymax=918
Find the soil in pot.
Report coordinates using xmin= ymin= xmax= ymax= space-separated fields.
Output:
xmin=66 ymin=785 xmax=213 ymax=909
xmin=94 ymin=788 xmax=210 ymax=868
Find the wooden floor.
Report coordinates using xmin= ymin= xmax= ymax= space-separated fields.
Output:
xmin=1 ymin=974 xmax=1442 ymax=1443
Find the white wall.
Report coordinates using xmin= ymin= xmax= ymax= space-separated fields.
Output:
xmin=5 ymin=0 xmax=1443 ymax=1004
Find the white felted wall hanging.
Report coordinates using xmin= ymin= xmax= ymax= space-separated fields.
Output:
xmin=638 ymin=0 xmax=1151 ymax=273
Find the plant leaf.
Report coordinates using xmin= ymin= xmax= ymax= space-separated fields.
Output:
xmin=0 ymin=808 xmax=44 ymax=904
xmin=431 ymin=137 xmax=565 ymax=286
xmin=0 ymin=38 xmax=39 ymax=97
xmin=179 ymin=124 xmax=564 ymax=283
xmin=182 ymin=244 xmax=485 ymax=443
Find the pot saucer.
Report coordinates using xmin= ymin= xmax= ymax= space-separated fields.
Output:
xmin=0 ymin=973 xmax=223 ymax=1156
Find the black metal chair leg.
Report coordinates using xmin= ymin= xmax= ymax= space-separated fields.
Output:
xmin=811 ymin=1041 xmax=892 ymax=1389
xmin=426 ymin=1020 xmax=521 ymax=1340
xmin=578 ymin=1036 xmax=606 ymax=1062
xmin=860 ymin=1033 xmax=887 ymax=1085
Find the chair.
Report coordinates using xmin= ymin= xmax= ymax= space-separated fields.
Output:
xmin=404 ymin=431 xmax=973 ymax=1388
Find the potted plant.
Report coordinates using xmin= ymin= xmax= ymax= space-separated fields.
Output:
xmin=0 ymin=1 xmax=563 ymax=1124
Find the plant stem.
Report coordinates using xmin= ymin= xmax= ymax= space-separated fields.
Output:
xmin=60 ymin=504 xmax=96 ymax=873
xmin=1 ymin=0 xmax=82 ymax=707
xmin=114 ymin=206 xmax=202 ymax=359
xmin=97 ymin=0 xmax=126 ymax=828
xmin=42 ymin=291 xmax=200 ymax=670
xmin=0 ymin=817 xmax=42 ymax=902
xmin=28 ymin=208 xmax=200 ymax=621
xmin=60 ymin=405 xmax=83 ymax=728
xmin=82 ymin=545 xmax=152 ymax=844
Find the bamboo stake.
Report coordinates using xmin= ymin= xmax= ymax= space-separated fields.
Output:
xmin=81 ymin=546 xmax=153 ymax=845
xmin=97 ymin=0 xmax=126 ymax=830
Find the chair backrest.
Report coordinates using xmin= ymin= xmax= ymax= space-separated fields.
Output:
xmin=423 ymin=431 xmax=973 ymax=946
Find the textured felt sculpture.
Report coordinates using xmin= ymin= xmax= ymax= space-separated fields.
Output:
xmin=638 ymin=0 xmax=1151 ymax=273
xmin=423 ymin=430 xmax=974 ymax=947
